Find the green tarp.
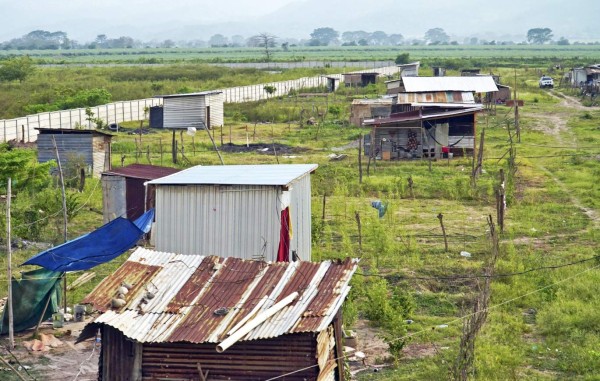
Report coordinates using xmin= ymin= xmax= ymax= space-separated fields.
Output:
xmin=0 ymin=268 xmax=62 ymax=334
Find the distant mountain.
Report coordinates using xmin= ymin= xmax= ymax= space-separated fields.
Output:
xmin=1 ymin=0 xmax=598 ymax=43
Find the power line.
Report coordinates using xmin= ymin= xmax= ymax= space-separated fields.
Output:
xmin=264 ymin=263 xmax=600 ymax=380
xmin=357 ymin=254 xmax=600 ymax=281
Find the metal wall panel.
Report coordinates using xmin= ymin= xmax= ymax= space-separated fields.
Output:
xmin=163 ymin=96 xmax=206 ymax=129
xmin=37 ymin=133 xmax=93 ymax=167
xmin=208 ymin=92 xmax=224 ymax=127
xmin=155 ymin=185 xmax=283 ymax=261
xmin=140 ymin=333 xmax=319 ymax=380
xmin=92 ymin=135 xmax=109 ymax=177
xmin=289 ymin=174 xmax=312 ymax=261
xmin=102 ymin=175 xmax=127 ymax=223
xmin=101 ymin=326 xmax=137 ymax=381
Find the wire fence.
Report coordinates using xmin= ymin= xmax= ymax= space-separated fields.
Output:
xmin=0 ymin=65 xmax=399 ymax=143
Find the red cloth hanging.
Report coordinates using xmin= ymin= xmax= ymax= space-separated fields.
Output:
xmin=277 ymin=207 xmax=290 ymax=262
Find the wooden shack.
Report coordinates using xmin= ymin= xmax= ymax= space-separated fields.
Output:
xmin=350 ymin=98 xmax=393 ymax=126
xmin=362 ymin=106 xmax=481 ymax=159
xmin=432 ymin=66 xmax=446 ymax=77
xmin=36 ymin=128 xmax=112 ymax=178
xmin=342 ymin=72 xmax=378 ymax=87
xmin=101 ymin=164 xmax=180 ymax=223
xmin=78 ymin=247 xmax=358 ymax=381
xmin=158 ymin=91 xmax=224 ymax=130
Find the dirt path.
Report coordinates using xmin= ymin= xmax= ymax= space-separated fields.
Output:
xmin=523 ymin=90 xmax=600 ymax=230
xmin=0 ymin=321 xmax=99 ymax=381
xmin=548 ymin=89 xmax=599 ymax=111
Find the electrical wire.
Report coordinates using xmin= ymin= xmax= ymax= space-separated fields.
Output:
xmin=263 ymin=263 xmax=600 ymax=380
xmin=357 ymin=254 xmax=600 ymax=281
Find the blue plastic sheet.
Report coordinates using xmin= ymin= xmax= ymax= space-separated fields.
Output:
xmin=22 ymin=209 xmax=154 ymax=272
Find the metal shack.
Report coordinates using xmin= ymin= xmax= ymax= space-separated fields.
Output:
xmin=101 ymin=164 xmax=180 ymax=223
xmin=36 ymin=128 xmax=112 ymax=178
xmin=363 ymin=106 xmax=482 ymax=159
xmin=147 ymin=164 xmax=318 ymax=262
xmin=350 ymin=98 xmax=393 ymax=126
xmin=342 ymin=72 xmax=378 ymax=87
xmin=79 ymin=247 xmax=358 ymax=381
xmin=159 ymin=91 xmax=224 ymax=130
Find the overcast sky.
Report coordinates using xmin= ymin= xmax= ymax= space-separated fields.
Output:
xmin=1 ymin=0 xmax=598 ymax=43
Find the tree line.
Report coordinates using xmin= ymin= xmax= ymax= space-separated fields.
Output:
xmin=1 ymin=27 xmax=593 ymax=51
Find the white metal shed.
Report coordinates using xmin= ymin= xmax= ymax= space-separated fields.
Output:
xmin=147 ymin=164 xmax=318 ymax=262
xmin=159 ymin=91 xmax=224 ymax=129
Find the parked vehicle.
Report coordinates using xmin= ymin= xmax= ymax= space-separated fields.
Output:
xmin=539 ymin=76 xmax=554 ymax=88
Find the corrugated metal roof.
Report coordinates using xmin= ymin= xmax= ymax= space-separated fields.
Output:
xmin=146 ymin=164 xmax=318 ymax=186
xmin=80 ymin=247 xmax=358 ymax=344
xmin=103 ymin=164 xmax=180 ymax=180
xmin=157 ymin=90 xmax=223 ymax=99
xmin=35 ymin=128 xmax=113 ymax=138
xmin=363 ymin=107 xmax=482 ymax=126
xmin=351 ymin=99 xmax=393 ymax=105
xmin=402 ymin=76 xmax=498 ymax=93
xmin=395 ymin=91 xmax=475 ymax=104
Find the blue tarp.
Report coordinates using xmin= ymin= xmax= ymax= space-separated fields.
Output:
xmin=22 ymin=209 xmax=154 ymax=272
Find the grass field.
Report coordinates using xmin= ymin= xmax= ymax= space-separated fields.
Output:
xmin=2 ymin=45 xmax=600 ymax=65
xmin=0 ymin=56 xmax=599 ymax=380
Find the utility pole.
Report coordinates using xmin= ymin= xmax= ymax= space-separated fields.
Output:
xmin=514 ymin=68 xmax=520 ymax=143
xmin=6 ymin=178 xmax=14 ymax=349
xmin=51 ymin=136 xmax=68 ymax=313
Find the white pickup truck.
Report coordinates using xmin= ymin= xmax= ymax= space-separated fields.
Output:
xmin=539 ymin=76 xmax=554 ymax=88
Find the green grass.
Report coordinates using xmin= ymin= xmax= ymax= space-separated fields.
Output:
xmin=1 ymin=62 xmax=600 ymax=380
xmin=2 ymin=45 xmax=600 ymax=64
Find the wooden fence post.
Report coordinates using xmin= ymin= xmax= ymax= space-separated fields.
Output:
xmin=437 ymin=213 xmax=448 ymax=252
xmin=355 ymin=211 xmax=362 ymax=255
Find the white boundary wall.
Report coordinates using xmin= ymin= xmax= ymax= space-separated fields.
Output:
xmin=1 ymin=65 xmax=399 ymax=142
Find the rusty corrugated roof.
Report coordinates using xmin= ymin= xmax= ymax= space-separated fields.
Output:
xmin=80 ymin=248 xmax=358 ymax=344
xmin=102 ymin=164 xmax=180 ymax=180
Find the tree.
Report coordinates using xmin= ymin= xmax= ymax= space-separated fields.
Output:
xmin=342 ymin=30 xmax=370 ymax=45
xmin=424 ymin=28 xmax=450 ymax=44
xmin=230 ymin=35 xmax=245 ymax=47
xmin=249 ymin=33 xmax=277 ymax=61
xmin=0 ymin=56 xmax=35 ymax=82
xmin=208 ymin=34 xmax=229 ymax=47
xmin=369 ymin=31 xmax=389 ymax=45
xmin=395 ymin=53 xmax=411 ymax=65
xmin=557 ymin=36 xmax=570 ymax=45
xmin=527 ymin=28 xmax=553 ymax=44
xmin=309 ymin=27 xmax=339 ymax=46
xmin=388 ymin=33 xmax=404 ymax=45
xmin=95 ymin=34 xmax=107 ymax=47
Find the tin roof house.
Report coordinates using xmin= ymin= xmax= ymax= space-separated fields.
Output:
xmin=157 ymin=91 xmax=224 ymax=130
xmin=361 ymin=76 xmax=494 ymax=160
xmin=36 ymin=128 xmax=113 ymax=178
xmin=342 ymin=72 xmax=378 ymax=87
xmin=78 ymin=247 xmax=358 ymax=381
xmin=147 ymin=164 xmax=318 ymax=262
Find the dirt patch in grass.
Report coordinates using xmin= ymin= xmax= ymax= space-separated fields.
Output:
xmin=219 ymin=142 xmax=309 ymax=155
xmin=0 ymin=320 xmax=98 ymax=381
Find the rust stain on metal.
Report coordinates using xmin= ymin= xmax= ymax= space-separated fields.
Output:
xmin=168 ymin=258 xmax=265 ymax=343
xmin=275 ymin=262 xmax=320 ymax=304
xmin=81 ymin=261 xmax=161 ymax=312
xmin=166 ymin=256 xmax=223 ymax=313
xmin=83 ymin=248 xmax=358 ymax=345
